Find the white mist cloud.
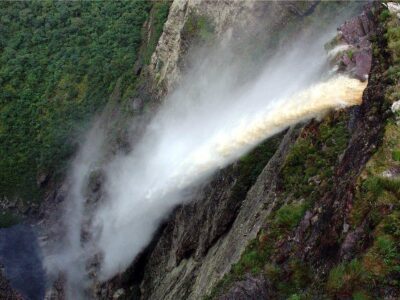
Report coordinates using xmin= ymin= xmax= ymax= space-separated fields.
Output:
xmin=44 ymin=14 xmax=367 ymax=297
xmin=92 ymin=39 xmax=365 ymax=280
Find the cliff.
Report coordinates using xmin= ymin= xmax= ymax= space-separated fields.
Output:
xmin=2 ymin=1 xmax=400 ymax=300
xmin=99 ymin=1 xmax=400 ymax=300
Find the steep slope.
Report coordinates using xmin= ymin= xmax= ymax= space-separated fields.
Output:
xmin=204 ymin=4 xmax=399 ymax=300
xmin=96 ymin=1 xmax=384 ymax=300
xmin=4 ymin=1 xmax=398 ymax=299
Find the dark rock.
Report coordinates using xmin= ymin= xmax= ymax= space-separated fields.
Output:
xmin=339 ymin=221 xmax=368 ymax=260
xmin=329 ymin=4 xmax=375 ymax=81
xmin=37 ymin=171 xmax=49 ymax=188
xmin=218 ymin=275 xmax=272 ymax=300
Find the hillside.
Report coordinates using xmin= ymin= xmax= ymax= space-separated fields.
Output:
xmin=1 ymin=1 xmax=400 ymax=300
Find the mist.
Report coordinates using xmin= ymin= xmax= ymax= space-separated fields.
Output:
xmin=44 ymin=13 xmax=367 ymax=298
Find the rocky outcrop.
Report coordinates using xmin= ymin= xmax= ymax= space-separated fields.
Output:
xmin=328 ymin=4 xmax=374 ymax=81
xmin=139 ymin=128 xmax=299 ymax=299
xmin=278 ymin=5 xmax=386 ymax=269
xmin=147 ymin=0 xmax=321 ymax=97
xmin=135 ymin=2 xmax=379 ymax=300
xmin=218 ymin=275 xmax=273 ymax=300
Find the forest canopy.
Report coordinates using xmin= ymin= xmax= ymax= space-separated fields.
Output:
xmin=0 ymin=1 xmax=164 ymax=201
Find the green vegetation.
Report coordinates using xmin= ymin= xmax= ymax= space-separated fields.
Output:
xmin=0 ymin=1 xmax=172 ymax=202
xmin=392 ymin=149 xmax=400 ymax=161
xmin=205 ymin=200 xmax=308 ymax=299
xmin=206 ymin=111 xmax=351 ymax=299
xmin=349 ymin=122 xmax=400 ymax=227
xmin=230 ymin=134 xmax=282 ymax=203
xmin=334 ymin=8 xmax=400 ymax=297
xmin=347 ymin=49 xmax=355 ymax=60
xmin=182 ymin=14 xmax=214 ymax=44
xmin=142 ymin=1 xmax=171 ymax=65
xmin=326 ymin=223 xmax=400 ymax=297
xmin=326 ymin=259 xmax=365 ymax=295
xmin=274 ymin=202 xmax=307 ymax=231
xmin=281 ymin=112 xmax=350 ymax=201
xmin=385 ymin=6 xmax=400 ymax=103
xmin=387 ymin=15 xmax=400 ymax=63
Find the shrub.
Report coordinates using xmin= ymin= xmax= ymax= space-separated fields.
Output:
xmin=274 ymin=202 xmax=306 ymax=231
xmin=327 ymin=264 xmax=346 ymax=292
xmin=281 ymin=113 xmax=350 ymax=200
xmin=376 ymin=235 xmax=397 ymax=264
xmin=352 ymin=290 xmax=370 ymax=300
xmin=392 ymin=149 xmax=400 ymax=161
xmin=326 ymin=259 xmax=365 ymax=295
xmin=382 ymin=212 xmax=400 ymax=238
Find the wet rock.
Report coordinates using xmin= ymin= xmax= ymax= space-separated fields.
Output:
xmin=328 ymin=4 xmax=374 ymax=81
xmin=218 ymin=275 xmax=273 ymax=300
xmin=283 ymin=1 xmax=319 ymax=17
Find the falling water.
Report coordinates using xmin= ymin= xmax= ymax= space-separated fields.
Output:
xmin=43 ymin=15 xmax=368 ymax=298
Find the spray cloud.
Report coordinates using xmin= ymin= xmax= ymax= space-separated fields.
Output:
xmin=44 ymin=16 xmax=367 ymax=296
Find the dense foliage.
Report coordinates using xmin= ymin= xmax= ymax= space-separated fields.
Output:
xmin=0 ymin=1 xmax=156 ymax=201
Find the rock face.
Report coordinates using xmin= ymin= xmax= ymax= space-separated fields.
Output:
xmin=16 ymin=1 xmax=388 ymax=299
xmin=218 ymin=275 xmax=273 ymax=300
xmin=131 ymin=2 xmax=373 ymax=300
xmin=328 ymin=5 xmax=374 ymax=81
xmin=140 ymin=129 xmax=298 ymax=299
xmin=147 ymin=0 xmax=322 ymax=97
